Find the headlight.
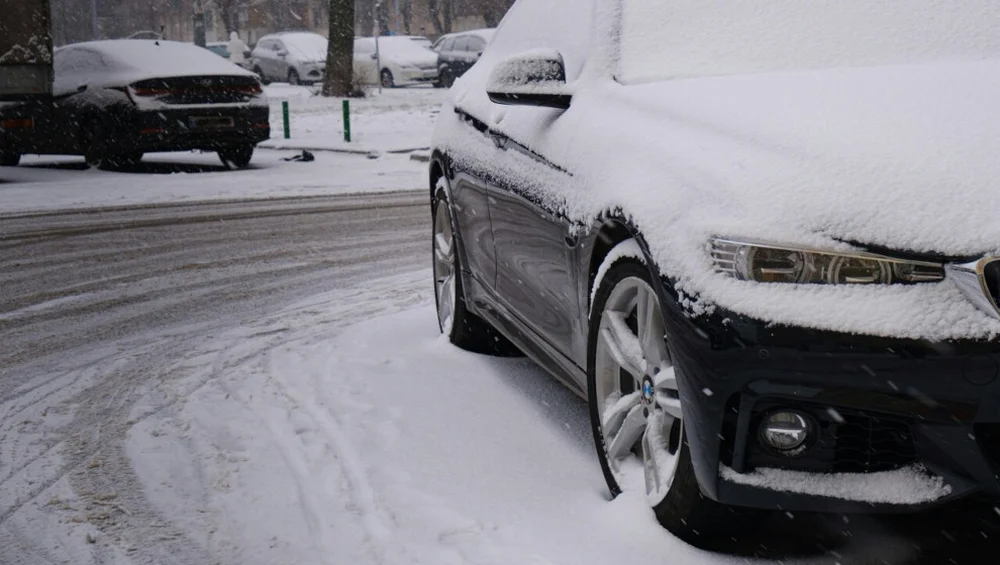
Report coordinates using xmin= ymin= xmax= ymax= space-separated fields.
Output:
xmin=710 ymin=239 xmax=944 ymax=285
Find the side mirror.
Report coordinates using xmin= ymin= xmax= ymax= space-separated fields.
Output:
xmin=370 ymin=52 xmax=378 ymax=60
xmin=486 ymin=50 xmax=571 ymax=110
xmin=277 ymin=50 xmax=288 ymax=57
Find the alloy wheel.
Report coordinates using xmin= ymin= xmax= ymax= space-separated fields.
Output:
xmin=433 ymin=198 xmax=456 ymax=334
xmin=595 ymin=277 xmax=683 ymax=505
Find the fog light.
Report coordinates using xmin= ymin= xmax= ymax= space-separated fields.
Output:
xmin=759 ymin=411 xmax=812 ymax=453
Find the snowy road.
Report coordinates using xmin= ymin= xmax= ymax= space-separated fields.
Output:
xmin=0 ymin=194 xmax=996 ymax=564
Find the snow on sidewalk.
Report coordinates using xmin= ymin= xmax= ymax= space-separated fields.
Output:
xmin=0 ymin=149 xmax=425 ymax=215
xmin=261 ymin=85 xmax=446 ymax=155
xmin=124 ymin=271 xmax=739 ymax=565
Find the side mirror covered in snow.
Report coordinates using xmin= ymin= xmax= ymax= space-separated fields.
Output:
xmin=486 ymin=50 xmax=571 ymax=110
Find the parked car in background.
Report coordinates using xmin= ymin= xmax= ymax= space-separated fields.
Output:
xmin=251 ymin=32 xmax=327 ymax=85
xmin=0 ymin=40 xmax=269 ymax=170
xmin=125 ymin=30 xmax=163 ymax=40
xmin=400 ymin=35 xmax=433 ymax=49
xmin=430 ymin=0 xmax=1000 ymax=548
xmin=433 ymin=28 xmax=494 ymax=87
xmin=353 ymin=36 xmax=438 ymax=88
xmin=204 ymin=41 xmax=231 ymax=59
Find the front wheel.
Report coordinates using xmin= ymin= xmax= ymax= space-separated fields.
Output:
xmin=218 ymin=145 xmax=254 ymax=169
xmin=432 ymin=181 xmax=519 ymax=356
xmin=588 ymin=248 xmax=734 ymax=545
xmin=254 ymin=66 xmax=270 ymax=85
xmin=0 ymin=153 xmax=20 ymax=167
xmin=380 ymin=69 xmax=395 ymax=88
xmin=439 ymin=69 xmax=455 ymax=88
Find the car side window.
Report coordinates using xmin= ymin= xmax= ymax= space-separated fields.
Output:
xmin=467 ymin=37 xmax=486 ymax=54
xmin=272 ymin=41 xmax=284 ymax=52
xmin=440 ymin=38 xmax=455 ymax=53
xmin=453 ymin=37 xmax=471 ymax=52
xmin=354 ymin=40 xmax=373 ymax=55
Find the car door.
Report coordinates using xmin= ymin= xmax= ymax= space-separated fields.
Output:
xmin=452 ymin=37 xmax=472 ymax=75
xmin=464 ymin=36 xmax=487 ymax=74
xmin=254 ymin=39 xmax=274 ymax=77
xmin=353 ymin=39 xmax=377 ymax=84
xmin=479 ymin=0 xmax=596 ymax=361
xmin=437 ymin=37 xmax=456 ymax=77
xmin=272 ymin=39 xmax=289 ymax=80
xmin=449 ymin=118 xmax=498 ymax=300
xmin=487 ymin=138 xmax=582 ymax=359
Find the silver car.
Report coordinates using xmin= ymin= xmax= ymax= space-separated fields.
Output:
xmin=250 ymin=32 xmax=327 ymax=86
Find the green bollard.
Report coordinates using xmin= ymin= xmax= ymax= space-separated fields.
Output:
xmin=282 ymin=100 xmax=290 ymax=139
xmin=342 ymin=99 xmax=351 ymax=143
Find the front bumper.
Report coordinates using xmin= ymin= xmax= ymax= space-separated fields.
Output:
xmin=398 ymin=68 xmax=439 ymax=84
xmin=665 ymin=294 xmax=1000 ymax=513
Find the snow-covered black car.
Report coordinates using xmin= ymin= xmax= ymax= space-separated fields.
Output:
xmin=429 ymin=0 xmax=1000 ymax=545
xmin=0 ymin=40 xmax=269 ymax=170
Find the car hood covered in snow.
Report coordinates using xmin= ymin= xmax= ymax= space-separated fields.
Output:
xmin=438 ymin=53 xmax=1000 ymax=341
xmin=603 ymin=60 xmax=1000 ymax=259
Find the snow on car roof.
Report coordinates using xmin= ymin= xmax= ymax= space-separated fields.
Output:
xmin=620 ymin=0 xmax=1000 ymax=82
xmin=65 ymin=40 xmax=253 ymax=78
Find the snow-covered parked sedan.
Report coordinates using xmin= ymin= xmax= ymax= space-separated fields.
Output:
xmin=0 ymin=40 xmax=269 ymax=170
xmin=430 ymin=0 xmax=1000 ymax=545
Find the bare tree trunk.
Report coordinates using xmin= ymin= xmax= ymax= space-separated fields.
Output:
xmin=323 ymin=0 xmax=355 ymax=96
xmin=427 ymin=0 xmax=451 ymax=35
xmin=399 ymin=0 xmax=412 ymax=34
xmin=374 ymin=0 xmax=390 ymax=35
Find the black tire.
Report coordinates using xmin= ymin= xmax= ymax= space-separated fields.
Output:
xmin=588 ymin=256 xmax=737 ymax=547
xmin=380 ymin=69 xmax=395 ymax=88
xmin=218 ymin=145 xmax=254 ymax=169
xmin=254 ymin=67 xmax=270 ymax=85
xmin=0 ymin=153 xmax=20 ymax=167
xmin=439 ymin=69 xmax=455 ymax=88
xmin=432 ymin=183 xmax=520 ymax=356
xmin=288 ymin=69 xmax=300 ymax=85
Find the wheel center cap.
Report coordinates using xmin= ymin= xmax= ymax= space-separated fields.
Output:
xmin=640 ymin=376 xmax=654 ymax=405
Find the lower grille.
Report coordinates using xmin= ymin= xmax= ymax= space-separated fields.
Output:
xmin=975 ymin=424 xmax=1000 ymax=478
xmin=828 ymin=412 xmax=917 ymax=473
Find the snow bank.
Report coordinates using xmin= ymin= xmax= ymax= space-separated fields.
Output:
xmin=720 ymin=465 xmax=952 ymax=505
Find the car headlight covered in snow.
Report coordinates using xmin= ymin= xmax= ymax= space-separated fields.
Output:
xmin=710 ymin=238 xmax=945 ymax=285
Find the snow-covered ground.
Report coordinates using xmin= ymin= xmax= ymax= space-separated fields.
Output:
xmin=116 ymin=274 xmax=749 ymax=565
xmin=0 ymin=85 xmax=445 ymax=215
xmin=0 ymin=150 xmax=425 ymax=214
xmin=262 ymin=84 xmax=446 ymax=153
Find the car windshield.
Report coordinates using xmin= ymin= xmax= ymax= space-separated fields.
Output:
xmin=282 ymin=33 xmax=328 ymax=62
xmin=619 ymin=0 xmax=1000 ymax=83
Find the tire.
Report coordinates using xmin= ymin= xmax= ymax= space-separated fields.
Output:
xmin=439 ymin=69 xmax=455 ymax=88
xmin=288 ymin=69 xmax=300 ymax=85
xmin=588 ymin=247 xmax=735 ymax=546
xmin=432 ymin=180 xmax=520 ymax=355
xmin=0 ymin=153 xmax=20 ymax=167
xmin=380 ymin=69 xmax=395 ymax=89
xmin=254 ymin=66 xmax=270 ymax=85
xmin=218 ymin=145 xmax=254 ymax=169
xmin=119 ymin=152 xmax=143 ymax=168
